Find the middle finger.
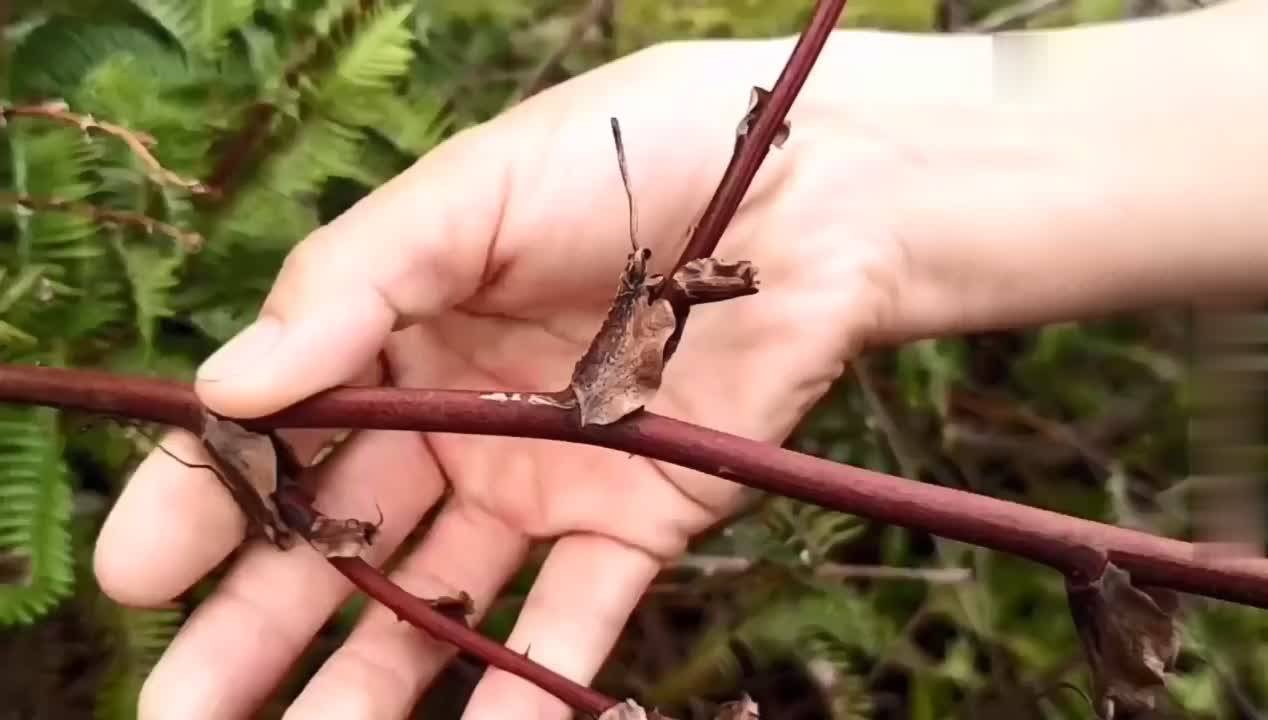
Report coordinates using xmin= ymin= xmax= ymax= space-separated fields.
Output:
xmin=136 ymin=427 xmax=447 ymax=719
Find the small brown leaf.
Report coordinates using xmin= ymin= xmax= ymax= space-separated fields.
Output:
xmin=202 ymin=413 xmax=278 ymax=496
xmin=569 ymin=249 xmax=677 ymax=425
xmin=273 ymin=482 xmax=381 ymax=559
xmin=598 ymin=700 xmax=650 ymax=720
xmin=306 ymin=516 xmax=379 ymax=558
xmin=1067 ymin=561 xmax=1181 ymax=719
xmin=672 ymin=258 xmax=759 ymax=305
xmin=735 ymin=87 xmax=790 ymax=149
xmin=714 ymin=694 xmax=760 ymax=720
xmin=426 ymin=590 xmax=476 ymax=624
xmin=200 ymin=411 xmax=291 ymax=548
xmin=597 ymin=699 xmax=676 ymax=720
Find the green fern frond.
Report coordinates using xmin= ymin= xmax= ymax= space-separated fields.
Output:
xmin=647 ymin=580 xmax=892 ymax=708
xmin=113 ymin=239 xmax=184 ymax=352
xmin=0 ymin=406 xmax=76 ymax=626
xmin=95 ymin=604 xmax=184 ymax=720
xmin=9 ymin=18 xmax=180 ymax=100
xmin=360 ymin=89 xmax=452 ymax=156
xmin=322 ymin=2 xmax=414 ymax=94
xmin=12 ymin=124 xmax=106 ymax=265
xmin=130 ymin=0 xmax=259 ymax=58
xmin=216 ymin=114 xmax=372 ymax=247
xmin=0 ymin=266 xmax=45 ymax=349
xmin=763 ymin=498 xmax=866 ymax=565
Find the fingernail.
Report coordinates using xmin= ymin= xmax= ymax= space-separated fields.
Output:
xmin=197 ymin=316 xmax=283 ymax=382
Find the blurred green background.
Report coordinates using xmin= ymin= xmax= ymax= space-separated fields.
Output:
xmin=1 ymin=1 xmax=1264 ymax=718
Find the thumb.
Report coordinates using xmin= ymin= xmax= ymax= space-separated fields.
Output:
xmin=195 ymin=125 xmax=510 ymax=418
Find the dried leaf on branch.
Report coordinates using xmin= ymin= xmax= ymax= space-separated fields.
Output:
xmin=199 ymin=411 xmax=379 ymax=559
xmin=594 ymin=695 xmax=759 ymax=720
xmin=735 ymin=87 xmax=790 ymax=149
xmin=568 ymin=119 xmax=759 ymax=426
xmin=1066 ymin=561 xmax=1181 ymax=718
xmin=200 ymin=411 xmax=292 ymax=548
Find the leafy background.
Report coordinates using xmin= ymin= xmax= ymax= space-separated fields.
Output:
xmin=1 ymin=0 xmax=1264 ymax=718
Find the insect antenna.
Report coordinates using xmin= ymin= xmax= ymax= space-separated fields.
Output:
xmin=609 ymin=117 xmax=639 ymax=251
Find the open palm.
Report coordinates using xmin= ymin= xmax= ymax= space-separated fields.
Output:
xmin=94 ymin=39 xmax=914 ymax=720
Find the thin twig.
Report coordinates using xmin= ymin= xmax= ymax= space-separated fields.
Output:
xmin=2 ymin=101 xmax=209 ymax=194
xmin=5 ymin=364 xmax=1268 ymax=607
xmin=672 ymin=554 xmax=974 ymax=583
xmin=329 ymin=556 xmax=617 ymax=716
xmin=852 ymin=357 xmax=957 ymax=486
xmin=1 ymin=192 xmax=203 ymax=250
xmin=965 ymin=0 xmax=1069 ymax=32
xmin=512 ymin=0 xmax=615 ymax=104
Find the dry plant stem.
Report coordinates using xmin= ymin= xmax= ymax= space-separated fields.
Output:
xmin=6 ymin=364 xmax=1268 ymax=608
xmin=513 ymin=0 xmax=615 ymax=103
xmin=666 ymin=0 xmax=848 ymax=276
xmin=0 ymin=192 xmax=204 ymax=250
xmin=330 ymin=556 xmax=616 ymax=716
xmin=1 ymin=102 xmax=209 ymax=194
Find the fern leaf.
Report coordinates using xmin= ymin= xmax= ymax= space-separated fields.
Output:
xmin=14 ymin=124 xmax=106 ymax=264
xmin=9 ymin=18 xmax=179 ymax=100
xmin=216 ymin=115 xmax=371 ymax=247
xmin=325 ymin=2 xmax=414 ymax=94
xmin=95 ymin=604 xmax=184 ymax=720
xmin=128 ymin=0 xmax=200 ymax=52
xmin=200 ymin=0 xmax=260 ymax=56
xmin=0 ymin=407 xmax=75 ymax=626
xmin=360 ymin=90 xmax=452 ymax=156
xmin=130 ymin=0 xmax=258 ymax=58
xmin=113 ymin=239 xmax=184 ymax=352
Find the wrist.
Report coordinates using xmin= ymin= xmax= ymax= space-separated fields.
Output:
xmin=865 ymin=1 xmax=1268 ymax=344
xmin=881 ymin=101 xmax=1268 ymax=346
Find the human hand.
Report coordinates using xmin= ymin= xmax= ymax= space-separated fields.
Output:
xmin=92 ymin=35 xmax=972 ymax=720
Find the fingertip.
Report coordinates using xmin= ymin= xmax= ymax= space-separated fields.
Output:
xmin=194 ymin=288 xmax=395 ymax=418
xmin=94 ymin=432 xmax=245 ymax=607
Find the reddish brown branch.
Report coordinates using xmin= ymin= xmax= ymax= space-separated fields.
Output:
xmin=5 ymin=363 xmax=1268 ymax=608
xmin=330 ymin=556 xmax=616 ymax=716
xmin=666 ymin=0 xmax=848 ymax=275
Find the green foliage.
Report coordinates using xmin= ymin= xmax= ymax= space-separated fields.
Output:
xmin=94 ymin=604 xmax=184 ymax=720
xmin=0 ymin=406 xmax=75 ymax=625
xmin=2 ymin=1 xmax=1264 ymax=719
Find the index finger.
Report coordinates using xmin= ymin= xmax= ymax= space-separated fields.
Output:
xmin=194 ymin=123 xmax=512 ymax=418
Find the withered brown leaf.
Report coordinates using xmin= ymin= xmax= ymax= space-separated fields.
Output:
xmin=568 ymin=253 xmax=760 ymax=426
xmin=673 ymin=258 xmax=759 ymax=306
xmin=426 ymin=590 xmax=476 ymax=624
xmin=200 ymin=411 xmax=291 ymax=548
xmin=306 ymin=516 xmax=379 ymax=558
xmin=568 ymin=119 xmax=760 ymax=426
xmin=272 ymin=480 xmax=379 ymax=560
xmin=735 ymin=87 xmax=790 ymax=149
xmin=598 ymin=700 xmax=650 ymax=720
xmin=201 ymin=413 xmax=378 ymax=559
xmin=714 ymin=694 xmax=760 ymax=720
xmin=569 ymin=248 xmax=676 ymax=426
xmin=1067 ymin=561 xmax=1181 ymax=719
xmin=596 ymin=699 xmax=675 ymax=720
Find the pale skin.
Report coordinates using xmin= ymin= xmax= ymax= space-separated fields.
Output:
xmin=92 ymin=1 xmax=1268 ymax=718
